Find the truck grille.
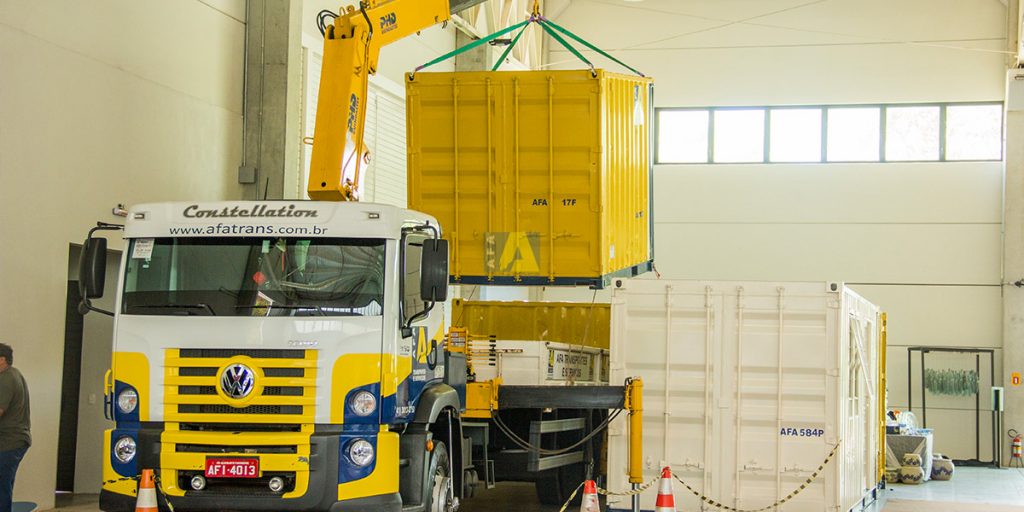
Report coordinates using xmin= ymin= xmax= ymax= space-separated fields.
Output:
xmin=161 ymin=349 xmax=315 ymax=500
xmin=177 ymin=404 xmax=304 ymax=415
xmin=178 ymin=385 xmax=303 ymax=396
xmin=180 ymin=349 xmax=306 ymax=359
xmin=178 ymin=423 xmax=303 ymax=433
xmin=175 ymin=443 xmax=298 ymax=454
xmin=178 ymin=365 xmax=302 ymax=378
xmin=163 ymin=348 xmax=317 ymax=424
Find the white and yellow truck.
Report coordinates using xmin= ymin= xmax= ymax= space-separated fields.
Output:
xmin=82 ymin=201 xmax=469 ymax=511
xmin=79 ymin=202 xmax=633 ymax=512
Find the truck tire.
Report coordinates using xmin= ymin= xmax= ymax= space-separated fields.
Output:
xmin=463 ymin=468 xmax=479 ymax=498
xmin=426 ymin=442 xmax=456 ymax=512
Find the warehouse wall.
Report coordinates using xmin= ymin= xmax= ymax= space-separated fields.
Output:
xmin=0 ymin=0 xmax=245 ymax=507
xmin=549 ymin=0 xmax=1008 ymax=460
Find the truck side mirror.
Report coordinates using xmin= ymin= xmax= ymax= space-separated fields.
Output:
xmin=80 ymin=237 xmax=108 ymax=299
xmin=420 ymin=238 xmax=449 ymax=302
xmin=77 ymin=222 xmax=123 ymax=317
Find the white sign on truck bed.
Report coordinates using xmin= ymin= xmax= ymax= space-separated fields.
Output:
xmin=473 ymin=341 xmax=610 ymax=386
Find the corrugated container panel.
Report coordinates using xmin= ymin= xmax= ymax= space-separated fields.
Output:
xmin=607 ymin=280 xmax=880 ymax=512
xmin=451 ymin=299 xmax=610 ymax=350
xmin=406 ymin=70 xmax=654 ymax=288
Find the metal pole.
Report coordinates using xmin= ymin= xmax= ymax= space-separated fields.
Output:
xmin=991 ymin=352 xmax=998 ymax=466
xmin=998 ymin=409 xmax=1004 ymax=467
xmin=921 ymin=350 xmax=927 ymax=427
xmin=994 ymin=404 xmax=999 ymax=466
xmin=976 ymin=354 xmax=981 ymax=461
xmin=908 ymin=348 xmax=913 ymax=413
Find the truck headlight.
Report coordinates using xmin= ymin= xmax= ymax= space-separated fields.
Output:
xmin=117 ymin=389 xmax=138 ymax=415
xmin=347 ymin=439 xmax=375 ymax=467
xmin=349 ymin=391 xmax=377 ymax=417
xmin=113 ymin=436 xmax=137 ymax=463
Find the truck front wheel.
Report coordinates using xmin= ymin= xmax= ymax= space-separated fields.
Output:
xmin=427 ymin=441 xmax=457 ymax=512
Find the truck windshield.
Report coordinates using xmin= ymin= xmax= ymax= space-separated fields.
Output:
xmin=122 ymin=237 xmax=385 ymax=317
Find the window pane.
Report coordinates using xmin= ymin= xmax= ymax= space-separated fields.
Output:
xmin=714 ymin=109 xmax=765 ymax=163
xmin=658 ymin=110 xmax=709 ymax=163
xmin=123 ymin=238 xmax=386 ymax=317
xmin=403 ymin=233 xmax=427 ymax=324
xmin=827 ymin=107 xmax=881 ymax=162
xmin=886 ymin=106 xmax=940 ymax=161
xmin=770 ymin=108 xmax=822 ymax=162
xmin=946 ymin=104 xmax=1002 ymax=161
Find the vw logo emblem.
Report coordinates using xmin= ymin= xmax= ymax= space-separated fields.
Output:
xmin=220 ymin=364 xmax=255 ymax=399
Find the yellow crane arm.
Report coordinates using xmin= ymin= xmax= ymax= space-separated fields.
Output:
xmin=308 ymin=0 xmax=462 ymax=201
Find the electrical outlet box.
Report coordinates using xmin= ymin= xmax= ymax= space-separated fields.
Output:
xmin=238 ymin=165 xmax=257 ymax=184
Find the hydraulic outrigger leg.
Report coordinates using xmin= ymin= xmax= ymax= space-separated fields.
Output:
xmin=626 ymin=378 xmax=644 ymax=512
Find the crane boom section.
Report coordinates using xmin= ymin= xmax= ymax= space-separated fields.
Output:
xmin=308 ymin=0 xmax=451 ymax=201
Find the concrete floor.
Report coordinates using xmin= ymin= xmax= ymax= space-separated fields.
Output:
xmin=39 ymin=483 xmax=557 ymax=512
xmin=46 ymin=494 xmax=99 ymax=511
xmin=40 ymin=468 xmax=1024 ymax=512
xmin=461 ymin=482 xmax=555 ymax=512
xmin=872 ymin=467 xmax=1024 ymax=511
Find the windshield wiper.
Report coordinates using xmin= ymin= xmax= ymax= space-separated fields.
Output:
xmin=130 ymin=304 xmax=217 ymax=316
xmin=235 ymin=305 xmax=327 ymax=316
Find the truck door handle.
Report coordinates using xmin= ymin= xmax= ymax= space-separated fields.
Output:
xmin=427 ymin=339 xmax=439 ymax=370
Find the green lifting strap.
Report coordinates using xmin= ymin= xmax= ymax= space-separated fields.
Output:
xmin=412 ymin=16 xmax=645 ymax=78
xmin=492 ymin=23 xmax=530 ymax=71
xmin=540 ymin=18 xmax=646 ymax=77
xmin=412 ymin=19 xmax=531 ymax=76
xmin=535 ymin=19 xmax=596 ymax=76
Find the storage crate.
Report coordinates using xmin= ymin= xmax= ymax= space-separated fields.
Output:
xmin=606 ymin=280 xmax=882 ymax=512
xmin=406 ymin=70 xmax=654 ymax=288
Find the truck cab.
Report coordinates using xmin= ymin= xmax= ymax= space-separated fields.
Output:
xmin=83 ymin=201 xmax=463 ymax=512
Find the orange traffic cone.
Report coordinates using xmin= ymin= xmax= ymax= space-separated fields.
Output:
xmin=655 ymin=466 xmax=675 ymax=512
xmin=580 ymin=480 xmax=600 ymax=512
xmin=135 ymin=469 xmax=158 ymax=512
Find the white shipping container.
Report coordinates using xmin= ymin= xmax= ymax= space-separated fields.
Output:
xmin=607 ymin=280 xmax=880 ymax=512
xmin=472 ymin=341 xmax=610 ymax=386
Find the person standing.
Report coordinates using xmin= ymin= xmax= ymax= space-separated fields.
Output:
xmin=0 ymin=344 xmax=30 ymax=512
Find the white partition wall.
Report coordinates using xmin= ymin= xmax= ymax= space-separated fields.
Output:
xmin=548 ymin=0 xmax=1008 ymax=461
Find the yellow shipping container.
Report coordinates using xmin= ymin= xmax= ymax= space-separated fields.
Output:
xmin=406 ymin=70 xmax=654 ymax=287
xmin=451 ymin=299 xmax=610 ymax=350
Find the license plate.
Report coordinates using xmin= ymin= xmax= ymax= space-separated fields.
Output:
xmin=205 ymin=458 xmax=260 ymax=479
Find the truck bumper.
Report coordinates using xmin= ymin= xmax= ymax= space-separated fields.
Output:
xmin=100 ymin=425 xmax=401 ymax=512
xmin=99 ymin=489 xmax=402 ymax=512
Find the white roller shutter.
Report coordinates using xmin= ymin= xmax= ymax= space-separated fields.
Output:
xmin=302 ymin=45 xmax=408 ymax=207
xmin=361 ymin=81 xmax=408 ymax=207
